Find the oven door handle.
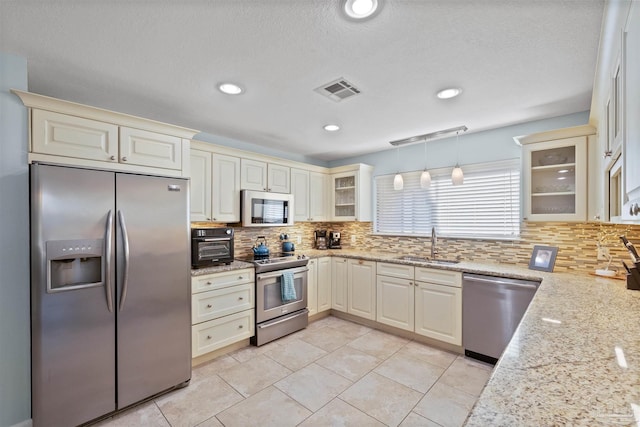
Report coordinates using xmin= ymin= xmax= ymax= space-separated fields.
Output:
xmin=256 ymin=267 xmax=309 ymax=280
xmin=197 ymin=237 xmax=231 ymax=242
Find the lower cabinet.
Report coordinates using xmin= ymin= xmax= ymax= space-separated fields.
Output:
xmin=376 ymin=263 xmax=415 ymax=331
xmin=191 ymin=268 xmax=255 ymax=358
xmin=414 ymin=267 xmax=462 ymax=346
xmin=331 ymin=257 xmax=376 ymax=320
xmin=308 ymin=257 xmax=333 ymax=316
xmin=375 ymin=263 xmax=461 ymax=346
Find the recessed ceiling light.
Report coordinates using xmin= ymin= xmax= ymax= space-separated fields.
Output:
xmin=436 ymin=88 xmax=462 ymax=99
xmin=324 ymin=124 xmax=340 ymax=132
xmin=218 ymin=83 xmax=243 ymax=95
xmin=343 ymin=0 xmax=379 ymax=19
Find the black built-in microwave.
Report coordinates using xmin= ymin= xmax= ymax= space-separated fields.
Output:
xmin=191 ymin=228 xmax=234 ymax=268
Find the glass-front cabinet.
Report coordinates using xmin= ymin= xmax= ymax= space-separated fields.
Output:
xmin=330 ymin=164 xmax=373 ymax=222
xmin=522 ymin=136 xmax=588 ymax=221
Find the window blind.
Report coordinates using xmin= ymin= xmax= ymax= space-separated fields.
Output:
xmin=374 ymin=159 xmax=520 ymax=239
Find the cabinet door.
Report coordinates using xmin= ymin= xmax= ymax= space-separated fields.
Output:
xmin=376 ymin=275 xmax=414 ymax=331
xmin=415 ymin=282 xmax=461 ymax=345
xmin=119 ymin=127 xmax=182 ymax=170
xmin=190 ymin=149 xmax=212 ymax=221
xmin=347 ymin=259 xmax=376 ymax=320
xmin=291 ymin=168 xmax=310 ymax=221
xmin=625 ymin=3 xmax=640 ymax=203
xmin=241 ymin=158 xmax=268 ymax=191
xmin=523 ymin=136 xmax=587 ymax=221
xmin=309 ymin=172 xmax=329 ymax=221
xmin=316 ymin=257 xmax=332 ymax=312
xmin=307 ymin=259 xmax=318 ymax=316
xmin=331 ymin=257 xmax=348 ymax=312
xmin=268 ymin=164 xmax=291 ymax=193
xmin=331 ymin=172 xmax=358 ymax=221
xmin=32 ymin=109 xmax=118 ymax=162
xmin=212 ymin=154 xmax=241 ymax=222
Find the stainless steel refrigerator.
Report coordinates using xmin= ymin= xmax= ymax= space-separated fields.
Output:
xmin=30 ymin=163 xmax=191 ymax=427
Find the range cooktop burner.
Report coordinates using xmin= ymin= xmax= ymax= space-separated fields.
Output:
xmin=244 ymin=254 xmax=309 ymax=273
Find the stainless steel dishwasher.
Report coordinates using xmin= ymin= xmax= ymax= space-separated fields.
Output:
xmin=462 ymin=273 xmax=540 ymax=364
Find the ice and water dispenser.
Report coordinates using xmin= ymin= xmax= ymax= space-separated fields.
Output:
xmin=46 ymin=239 xmax=104 ymax=293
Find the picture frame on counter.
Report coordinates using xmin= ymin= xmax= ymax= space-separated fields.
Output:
xmin=528 ymin=245 xmax=558 ymax=272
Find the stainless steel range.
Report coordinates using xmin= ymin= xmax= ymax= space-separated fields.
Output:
xmin=247 ymin=254 xmax=309 ymax=346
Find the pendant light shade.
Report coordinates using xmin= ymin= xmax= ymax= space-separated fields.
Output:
xmin=420 ymin=170 xmax=432 ymax=188
xmin=394 ymin=173 xmax=404 ymax=190
xmin=451 ymin=165 xmax=464 ymax=185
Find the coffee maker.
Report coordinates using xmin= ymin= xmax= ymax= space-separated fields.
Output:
xmin=328 ymin=231 xmax=342 ymax=249
xmin=314 ymin=230 xmax=327 ymax=250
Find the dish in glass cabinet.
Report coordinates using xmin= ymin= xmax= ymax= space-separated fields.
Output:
xmin=538 ymin=154 xmax=568 ymax=166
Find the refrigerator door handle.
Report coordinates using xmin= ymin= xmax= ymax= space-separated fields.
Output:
xmin=105 ymin=210 xmax=114 ymax=313
xmin=118 ymin=210 xmax=130 ymax=312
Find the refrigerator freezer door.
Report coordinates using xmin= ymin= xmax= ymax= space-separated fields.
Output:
xmin=115 ymin=173 xmax=191 ymax=408
xmin=31 ymin=164 xmax=116 ymax=427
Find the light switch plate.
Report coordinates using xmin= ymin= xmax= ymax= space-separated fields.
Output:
xmin=351 ymin=235 xmax=356 ymax=244
xmin=297 ymin=236 xmax=302 ymax=244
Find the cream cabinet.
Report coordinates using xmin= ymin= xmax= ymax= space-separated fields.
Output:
xmin=291 ymin=168 xmax=329 ymax=221
xmin=376 ymin=263 xmax=415 ymax=331
xmin=119 ymin=127 xmax=182 ymax=170
xmin=241 ymin=159 xmax=290 ymax=193
xmin=191 ymin=268 xmax=255 ymax=357
xmin=307 ymin=258 xmax=318 ymax=316
xmin=521 ymin=135 xmax=588 ymax=222
xmin=330 ymin=164 xmax=373 ymax=221
xmin=331 ymin=257 xmax=349 ymax=313
xmin=306 ymin=257 xmax=333 ymax=316
xmin=30 ymin=108 xmax=189 ymax=174
xmin=189 ymin=150 xmax=241 ymax=222
xmin=316 ymin=257 xmax=332 ymax=312
xmin=190 ymin=149 xmax=212 ymax=222
xmin=414 ymin=267 xmax=462 ymax=346
xmin=347 ymin=259 xmax=376 ymax=320
xmin=15 ymin=91 xmax=196 ymax=177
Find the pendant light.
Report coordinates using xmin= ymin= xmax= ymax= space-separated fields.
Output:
xmin=451 ymin=131 xmax=464 ymax=185
xmin=394 ymin=147 xmax=403 ymax=190
xmin=420 ymin=141 xmax=431 ymax=188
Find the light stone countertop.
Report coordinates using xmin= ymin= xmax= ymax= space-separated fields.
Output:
xmin=191 ymin=249 xmax=640 ymax=424
xmin=190 ymin=260 xmax=254 ymax=276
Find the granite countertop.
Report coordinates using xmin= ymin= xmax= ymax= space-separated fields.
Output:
xmin=191 ymin=260 xmax=254 ymax=276
xmin=191 ymin=250 xmax=640 ymax=424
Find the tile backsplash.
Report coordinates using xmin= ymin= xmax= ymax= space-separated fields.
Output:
xmin=191 ymin=221 xmax=640 ymax=273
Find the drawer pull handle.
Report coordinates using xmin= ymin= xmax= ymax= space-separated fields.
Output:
xmin=238 ymin=297 xmax=244 ymax=300
xmin=206 ymin=335 xmax=212 ymax=340
xmin=206 ymin=304 xmax=212 ymax=308
xmin=122 ymin=156 xmax=128 ymax=162
xmin=238 ymin=276 xmax=244 ymax=279
xmin=110 ymin=155 xmax=116 ymax=161
xmin=206 ymin=281 xmax=212 ymax=285
xmin=238 ymin=325 xmax=243 ymax=329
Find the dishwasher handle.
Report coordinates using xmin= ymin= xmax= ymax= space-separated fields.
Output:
xmin=463 ymin=274 xmax=539 ymax=290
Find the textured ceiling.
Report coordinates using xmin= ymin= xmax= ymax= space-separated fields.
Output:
xmin=0 ymin=0 xmax=604 ymax=161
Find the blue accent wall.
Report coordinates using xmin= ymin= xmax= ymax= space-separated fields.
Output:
xmin=328 ymin=111 xmax=590 ymax=175
xmin=0 ymin=52 xmax=31 ymax=427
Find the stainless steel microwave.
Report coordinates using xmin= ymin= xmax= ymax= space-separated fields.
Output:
xmin=241 ymin=190 xmax=294 ymax=227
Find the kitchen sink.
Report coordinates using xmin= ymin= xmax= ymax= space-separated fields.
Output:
xmin=396 ymin=256 xmax=459 ymax=265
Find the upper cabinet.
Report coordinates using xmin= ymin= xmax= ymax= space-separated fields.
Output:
xmin=623 ymin=2 xmax=640 ymax=219
xmin=330 ymin=164 xmax=373 ymax=222
xmin=14 ymin=90 xmax=197 ymax=178
xmin=291 ymin=168 xmax=329 ymax=222
xmin=240 ymin=159 xmax=290 ymax=193
xmin=190 ymin=147 xmax=241 ymax=222
xmin=516 ymin=127 xmax=593 ymax=222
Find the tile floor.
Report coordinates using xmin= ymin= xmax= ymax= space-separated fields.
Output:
xmin=96 ymin=316 xmax=492 ymax=427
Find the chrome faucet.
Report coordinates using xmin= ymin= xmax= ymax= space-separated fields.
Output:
xmin=431 ymin=227 xmax=438 ymax=259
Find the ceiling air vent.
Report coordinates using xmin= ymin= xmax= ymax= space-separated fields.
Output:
xmin=314 ymin=78 xmax=361 ymax=102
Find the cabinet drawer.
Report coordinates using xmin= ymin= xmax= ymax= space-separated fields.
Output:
xmin=32 ymin=109 xmax=119 ymax=161
xmin=377 ymin=262 xmax=415 ymax=280
xmin=192 ymin=283 xmax=254 ymax=324
xmin=415 ymin=267 xmax=461 ymax=287
xmin=192 ymin=310 xmax=254 ymax=357
xmin=192 ymin=268 xmax=254 ymax=294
